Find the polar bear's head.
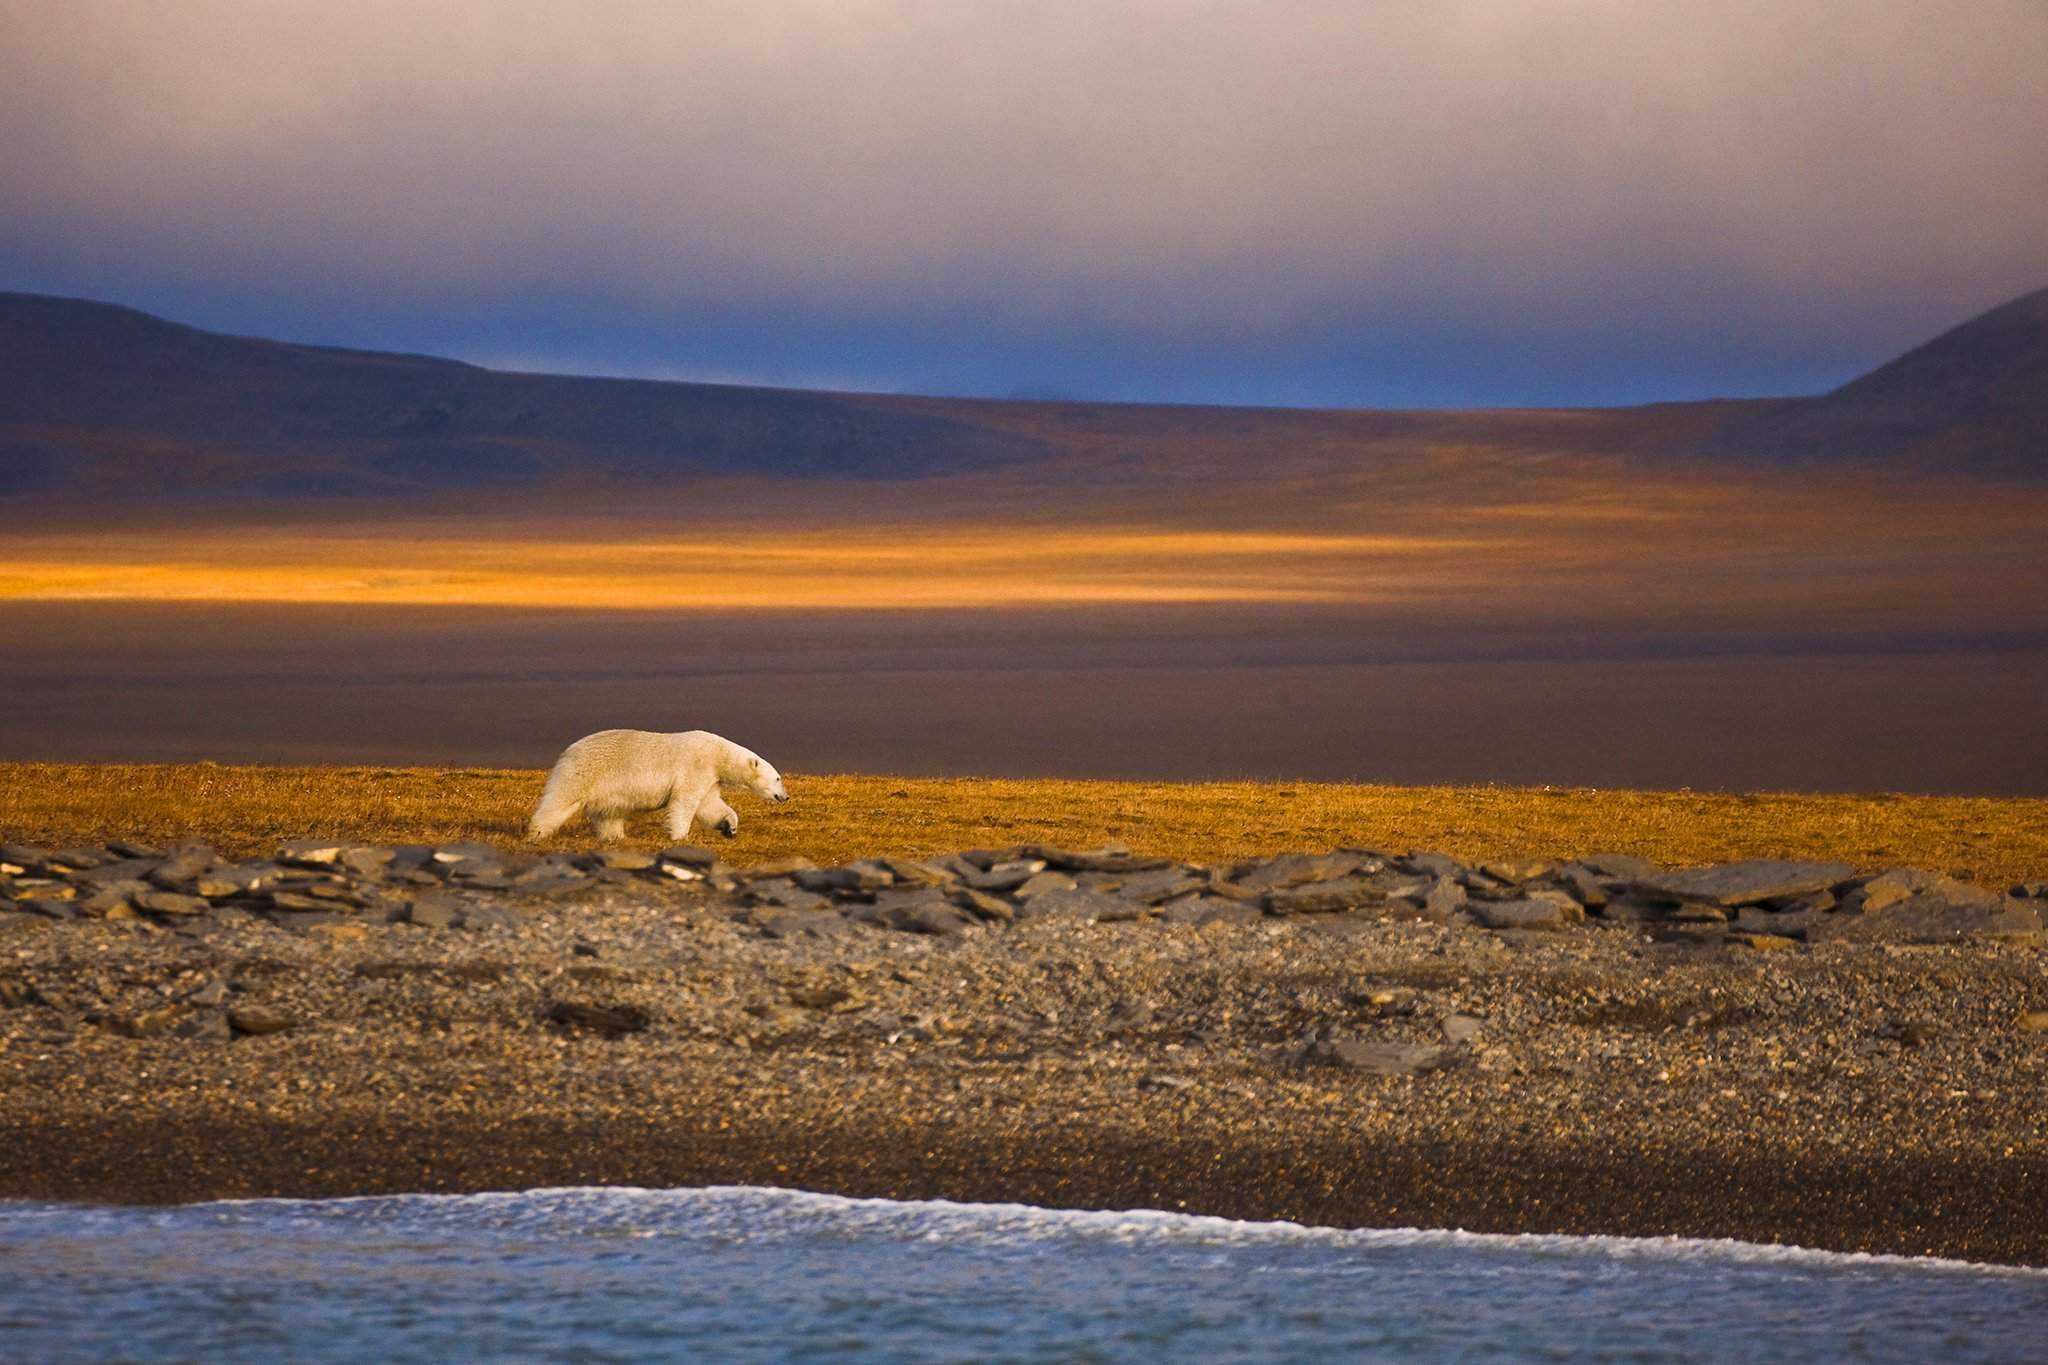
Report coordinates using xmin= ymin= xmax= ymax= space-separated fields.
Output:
xmin=723 ymin=742 xmax=789 ymax=803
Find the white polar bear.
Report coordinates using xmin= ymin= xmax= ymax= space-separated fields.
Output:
xmin=526 ymin=729 xmax=788 ymax=843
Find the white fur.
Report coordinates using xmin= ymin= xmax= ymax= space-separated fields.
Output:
xmin=527 ymin=729 xmax=788 ymax=843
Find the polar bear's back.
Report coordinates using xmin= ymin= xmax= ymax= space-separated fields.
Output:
xmin=551 ymin=728 xmax=722 ymax=810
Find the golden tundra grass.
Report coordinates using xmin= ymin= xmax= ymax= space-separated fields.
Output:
xmin=2 ymin=763 xmax=2043 ymax=885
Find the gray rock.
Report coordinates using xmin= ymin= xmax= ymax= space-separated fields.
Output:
xmin=756 ymin=909 xmax=858 ymax=940
xmin=71 ymin=858 xmax=163 ymax=887
xmin=1139 ymin=1074 xmax=1196 ymax=1092
xmin=1423 ymin=878 xmax=1469 ymax=920
xmin=335 ymin=846 xmax=397 ymax=878
xmin=594 ymin=849 xmax=656 ymax=872
xmin=745 ymin=879 xmax=831 ymax=913
xmin=949 ymin=887 xmax=1015 ymax=922
xmin=463 ymin=905 xmax=528 ymax=931
xmin=148 ymin=849 xmax=219 ymax=888
xmin=48 ymin=848 xmax=106 ymax=870
xmin=1550 ymin=865 xmax=1610 ymax=908
xmin=1265 ymin=875 xmax=1386 ymax=915
xmin=1808 ymin=884 xmax=2041 ymax=945
xmin=1482 ymin=858 xmax=1555 ymax=884
xmin=406 ymin=896 xmax=466 ymax=929
xmin=1440 ymin=1014 xmax=1485 ymax=1046
xmin=11 ymin=897 xmax=78 ymax=920
xmin=737 ymin=856 xmax=818 ymax=880
xmin=1844 ymin=869 xmax=1924 ymax=914
xmin=1231 ymin=852 xmax=1369 ymax=894
xmin=1159 ymin=895 xmax=1264 ymax=927
xmin=1017 ymin=843 xmax=1171 ymax=874
xmin=796 ymin=865 xmax=893 ymax=894
xmin=1632 ymin=860 xmax=1856 ymax=908
xmin=871 ymin=856 xmax=951 ymax=887
xmin=1475 ymin=898 xmax=1568 ymax=931
xmin=1577 ymin=853 xmax=1661 ymax=881
xmin=658 ymin=844 xmax=720 ymax=870
xmin=173 ymin=1010 xmax=233 ymax=1043
xmin=2010 ymin=881 xmax=2047 ymax=900
xmin=887 ymin=902 xmax=976 ymax=936
xmin=544 ymin=999 xmax=650 ymax=1036
xmin=432 ymin=842 xmax=505 ymax=865
xmin=1303 ymin=1038 xmax=1450 ymax=1076
xmin=1012 ymin=871 xmax=1079 ymax=899
xmin=81 ymin=880 xmax=148 ymax=916
xmin=962 ymin=859 xmax=1048 ymax=892
xmin=136 ymin=890 xmax=211 ymax=917
xmin=228 ymin=1005 xmax=293 ymax=1036
xmin=1399 ymin=851 xmax=1467 ymax=879
xmin=1012 ymin=888 xmax=1132 ymax=923
xmin=1103 ymin=867 xmax=1209 ymax=904
xmin=105 ymin=839 xmax=165 ymax=859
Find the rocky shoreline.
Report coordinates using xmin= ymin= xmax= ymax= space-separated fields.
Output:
xmin=5 ymin=836 xmax=2046 ymax=1263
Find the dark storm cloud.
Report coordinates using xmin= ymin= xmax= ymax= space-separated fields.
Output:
xmin=4 ymin=1 xmax=2046 ymax=405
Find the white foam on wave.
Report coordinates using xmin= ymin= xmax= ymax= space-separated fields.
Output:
xmin=44 ymin=1183 xmax=2038 ymax=1280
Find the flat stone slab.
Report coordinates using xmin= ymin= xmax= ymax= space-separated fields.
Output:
xmin=1303 ymin=1039 xmax=1451 ymax=1076
xmin=1230 ymin=852 xmax=1370 ymax=895
xmin=1474 ymin=898 xmax=1568 ymax=931
xmin=1266 ymin=876 xmax=1386 ymax=915
xmin=1632 ymin=860 xmax=1856 ymax=907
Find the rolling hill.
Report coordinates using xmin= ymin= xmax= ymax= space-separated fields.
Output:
xmin=1704 ymin=285 xmax=2048 ymax=475
xmin=1 ymin=285 xmax=2041 ymax=502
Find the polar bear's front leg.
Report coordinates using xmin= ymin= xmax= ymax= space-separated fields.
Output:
xmin=664 ymin=776 xmax=720 ymax=842
xmin=693 ymin=790 xmax=740 ymax=839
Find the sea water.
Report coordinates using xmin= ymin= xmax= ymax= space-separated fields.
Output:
xmin=1 ymin=1187 xmax=2042 ymax=1361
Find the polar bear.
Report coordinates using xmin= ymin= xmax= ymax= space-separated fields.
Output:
xmin=526 ymin=729 xmax=788 ymax=843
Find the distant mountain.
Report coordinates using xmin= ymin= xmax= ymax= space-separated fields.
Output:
xmin=0 ymin=292 xmax=1050 ymax=497
xmin=1702 ymin=286 xmax=2048 ymax=475
xmin=2 ymin=286 xmax=2040 ymax=501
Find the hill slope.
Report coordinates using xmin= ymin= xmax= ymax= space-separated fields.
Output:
xmin=1704 ymin=286 xmax=2048 ymax=475
xmin=0 ymin=292 xmax=1051 ymax=497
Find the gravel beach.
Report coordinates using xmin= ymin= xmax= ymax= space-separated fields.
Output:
xmin=4 ymin=837 xmax=2045 ymax=1264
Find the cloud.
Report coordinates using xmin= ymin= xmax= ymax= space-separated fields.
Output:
xmin=4 ymin=1 xmax=2046 ymax=404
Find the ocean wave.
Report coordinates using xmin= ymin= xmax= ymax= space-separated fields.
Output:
xmin=13 ymin=1184 xmax=2040 ymax=1279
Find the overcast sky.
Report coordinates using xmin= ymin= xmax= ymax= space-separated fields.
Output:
xmin=4 ymin=1 xmax=2046 ymax=407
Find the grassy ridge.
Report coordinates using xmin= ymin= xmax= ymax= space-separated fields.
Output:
xmin=2 ymin=763 xmax=2043 ymax=883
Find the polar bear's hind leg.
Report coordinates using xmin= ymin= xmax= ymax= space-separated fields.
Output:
xmin=527 ymin=782 xmax=584 ymax=839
